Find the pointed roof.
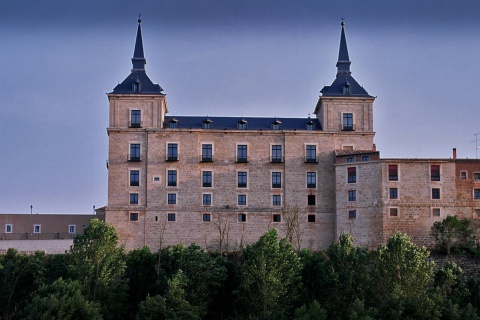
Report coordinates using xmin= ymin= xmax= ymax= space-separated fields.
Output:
xmin=111 ymin=19 xmax=163 ymax=95
xmin=321 ymin=21 xmax=372 ymax=98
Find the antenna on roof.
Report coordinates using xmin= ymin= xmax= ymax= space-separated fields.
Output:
xmin=471 ymin=132 xmax=480 ymax=159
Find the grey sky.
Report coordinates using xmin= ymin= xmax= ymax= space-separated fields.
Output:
xmin=1 ymin=1 xmax=479 ymax=213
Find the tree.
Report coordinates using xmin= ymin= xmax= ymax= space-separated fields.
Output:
xmin=69 ymin=219 xmax=127 ymax=319
xmin=19 ymin=278 xmax=102 ymax=320
xmin=301 ymin=233 xmax=370 ymax=319
xmin=136 ymin=270 xmax=201 ymax=320
xmin=0 ymin=249 xmax=45 ymax=320
xmin=235 ymin=228 xmax=303 ymax=319
xmin=282 ymin=206 xmax=305 ymax=252
xmin=431 ymin=215 xmax=477 ymax=255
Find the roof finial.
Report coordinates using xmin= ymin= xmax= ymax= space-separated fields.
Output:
xmin=138 ymin=12 xmax=142 ymax=24
xmin=341 ymin=17 xmax=345 ymax=27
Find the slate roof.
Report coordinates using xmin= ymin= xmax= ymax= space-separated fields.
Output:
xmin=164 ymin=116 xmax=322 ymax=131
xmin=321 ymin=22 xmax=373 ymax=98
xmin=111 ymin=19 xmax=164 ymax=95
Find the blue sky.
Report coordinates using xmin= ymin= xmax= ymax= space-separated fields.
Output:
xmin=1 ymin=0 xmax=480 ymax=213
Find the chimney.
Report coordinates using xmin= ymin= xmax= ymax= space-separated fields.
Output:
xmin=372 ymin=144 xmax=376 ymax=152
xmin=453 ymin=148 xmax=457 ymax=160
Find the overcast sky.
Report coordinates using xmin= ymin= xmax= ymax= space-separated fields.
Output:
xmin=1 ymin=1 xmax=480 ymax=213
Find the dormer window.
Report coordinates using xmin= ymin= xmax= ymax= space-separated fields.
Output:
xmin=305 ymin=120 xmax=316 ymax=130
xmin=133 ymin=78 xmax=141 ymax=92
xmin=271 ymin=119 xmax=282 ymax=130
xmin=343 ymin=80 xmax=350 ymax=95
xmin=169 ymin=118 xmax=178 ymax=128
xmin=238 ymin=119 xmax=248 ymax=130
xmin=202 ymin=118 xmax=213 ymax=129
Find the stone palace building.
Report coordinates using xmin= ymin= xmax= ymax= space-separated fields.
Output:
xmin=105 ymin=19 xmax=480 ymax=251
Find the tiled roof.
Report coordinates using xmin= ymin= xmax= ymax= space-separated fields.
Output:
xmin=164 ymin=116 xmax=322 ymax=131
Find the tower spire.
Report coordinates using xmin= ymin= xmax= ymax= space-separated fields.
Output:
xmin=132 ymin=18 xmax=146 ymax=72
xmin=336 ymin=20 xmax=351 ymax=76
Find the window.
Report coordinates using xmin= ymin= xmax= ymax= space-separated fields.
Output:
xmin=305 ymin=145 xmax=317 ymax=163
xmin=342 ymin=113 xmax=354 ymax=131
xmin=202 ymin=171 xmax=212 ymax=188
xmin=346 ymin=157 xmax=354 ymax=163
xmin=272 ymin=195 xmax=281 ymax=206
xmin=153 ymin=176 xmax=160 ymax=182
xmin=431 ymin=165 xmax=440 ymax=181
xmin=238 ymin=119 xmax=248 ymax=130
xmin=474 ymin=173 xmax=480 ymax=181
xmin=238 ymin=171 xmax=247 ymax=188
xmin=306 ymin=120 xmax=315 ymax=130
xmin=271 ymin=119 xmax=282 ymax=130
xmin=272 ymin=172 xmax=282 ymax=188
xmin=33 ymin=224 xmax=41 ymax=233
xmin=389 ymin=208 xmax=398 ymax=217
xmin=129 ymin=144 xmax=141 ymax=161
xmin=169 ymin=119 xmax=178 ymax=128
xmin=167 ymin=170 xmax=177 ymax=187
xmin=5 ymin=224 xmax=12 ymax=233
xmin=201 ymin=144 xmax=213 ymax=162
xmin=238 ymin=195 xmax=247 ymax=206
xmin=238 ymin=214 xmax=246 ymax=222
xmin=362 ymin=155 xmax=370 ymax=161
xmin=167 ymin=193 xmax=177 ymax=205
xmin=273 ymin=214 xmax=281 ymax=222
xmin=461 ymin=171 xmax=467 ymax=179
xmin=474 ymin=189 xmax=480 ymax=200
xmin=202 ymin=194 xmax=212 ymax=206
xmin=271 ymin=145 xmax=283 ymax=163
xmin=202 ymin=119 xmax=213 ymax=129
xmin=130 ymin=170 xmax=140 ymax=186
xmin=130 ymin=110 xmax=141 ymax=128
xmin=203 ymin=213 xmax=211 ymax=222
xmin=167 ymin=143 xmax=178 ymax=161
xmin=167 ymin=213 xmax=176 ymax=222
xmin=130 ymin=213 xmax=138 ymax=221
xmin=348 ymin=190 xmax=356 ymax=201
xmin=307 ymin=172 xmax=316 ymax=188
xmin=237 ymin=145 xmax=248 ymax=162
xmin=388 ymin=165 xmax=398 ymax=181
xmin=432 ymin=188 xmax=441 ymax=200
xmin=308 ymin=214 xmax=316 ymax=222
xmin=68 ymin=225 xmax=76 ymax=234
xmin=348 ymin=210 xmax=356 ymax=219
xmin=389 ymin=188 xmax=398 ymax=200
xmin=432 ymin=208 xmax=441 ymax=217
xmin=130 ymin=193 xmax=139 ymax=204
xmin=347 ymin=167 xmax=356 ymax=183
xmin=308 ymin=195 xmax=316 ymax=206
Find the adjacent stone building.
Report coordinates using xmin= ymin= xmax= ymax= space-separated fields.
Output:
xmin=105 ymin=20 xmax=480 ymax=251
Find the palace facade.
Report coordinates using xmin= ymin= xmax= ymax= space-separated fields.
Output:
xmin=105 ymin=20 xmax=480 ymax=251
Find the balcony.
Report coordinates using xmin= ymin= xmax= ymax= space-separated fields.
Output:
xmin=272 ymin=183 xmax=282 ymax=188
xmin=341 ymin=124 xmax=356 ymax=131
xmin=270 ymin=156 xmax=284 ymax=163
xmin=304 ymin=156 xmax=319 ymax=164
xmin=200 ymin=156 xmax=214 ymax=163
xmin=128 ymin=121 xmax=142 ymax=128
xmin=236 ymin=157 xmax=248 ymax=163
xmin=166 ymin=156 xmax=178 ymax=162
xmin=128 ymin=154 xmax=141 ymax=162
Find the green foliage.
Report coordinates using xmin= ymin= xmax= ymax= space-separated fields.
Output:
xmin=136 ymin=270 xmax=201 ymax=320
xmin=19 ymin=278 xmax=102 ymax=320
xmin=301 ymin=233 xmax=369 ymax=318
xmin=158 ymin=244 xmax=227 ymax=317
xmin=69 ymin=219 xmax=127 ymax=319
xmin=431 ymin=215 xmax=477 ymax=255
xmin=235 ymin=228 xmax=303 ymax=319
xmin=0 ymin=249 xmax=45 ymax=320
xmin=293 ymin=300 xmax=328 ymax=320
xmin=371 ymin=233 xmax=435 ymax=303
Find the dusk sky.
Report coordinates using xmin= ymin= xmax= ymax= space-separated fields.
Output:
xmin=1 ymin=1 xmax=480 ymax=214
